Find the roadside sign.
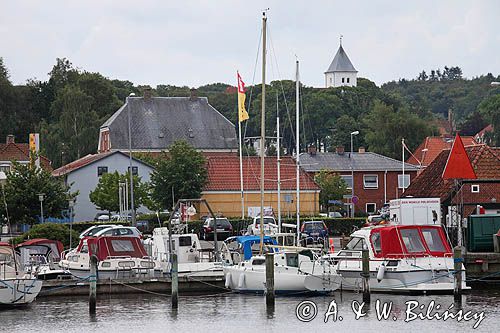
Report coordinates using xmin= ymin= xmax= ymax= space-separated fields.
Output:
xmin=342 ymin=195 xmax=352 ymax=199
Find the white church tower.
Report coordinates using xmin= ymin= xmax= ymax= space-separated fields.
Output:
xmin=325 ymin=36 xmax=357 ymax=88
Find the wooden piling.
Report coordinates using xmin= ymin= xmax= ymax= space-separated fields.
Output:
xmin=171 ymin=253 xmax=179 ymax=309
xmin=453 ymin=246 xmax=462 ymax=302
xmin=265 ymin=252 xmax=275 ymax=306
xmin=89 ymin=255 xmax=97 ymax=314
xmin=361 ymin=249 xmax=370 ymax=303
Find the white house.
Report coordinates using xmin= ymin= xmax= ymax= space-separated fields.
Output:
xmin=325 ymin=40 xmax=358 ymax=88
xmin=52 ymin=151 xmax=154 ymax=222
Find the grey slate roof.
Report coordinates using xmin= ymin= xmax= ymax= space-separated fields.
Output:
xmin=102 ymin=97 xmax=238 ymax=151
xmin=299 ymin=152 xmax=419 ymax=172
xmin=325 ymin=45 xmax=357 ymax=73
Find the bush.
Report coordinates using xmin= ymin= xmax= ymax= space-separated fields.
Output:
xmin=11 ymin=223 xmax=80 ymax=249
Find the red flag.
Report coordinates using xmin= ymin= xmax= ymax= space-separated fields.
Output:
xmin=442 ymin=133 xmax=477 ymax=180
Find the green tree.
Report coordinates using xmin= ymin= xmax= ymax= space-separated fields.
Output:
xmin=478 ymin=94 xmax=500 ymax=146
xmin=89 ymin=171 xmax=150 ymax=214
xmin=314 ymin=169 xmax=349 ymax=210
xmin=11 ymin=223 xmax=80 ymax=249
xmin=331 ymin=115 xmax=359 ymax=150
xmin=150 ymin=140 xmax=207 ymax=210
xmin=1 ymin=161 xmax=76 ymax=225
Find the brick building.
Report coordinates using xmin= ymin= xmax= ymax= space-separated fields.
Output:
xmin=299 ymin=147 xmax=418 ymax=215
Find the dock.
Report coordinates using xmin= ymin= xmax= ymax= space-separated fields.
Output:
xmin=464 ymin=252 xmax=500 ymax=283
xmin=39 ymin=275 xmax=226 ymax=297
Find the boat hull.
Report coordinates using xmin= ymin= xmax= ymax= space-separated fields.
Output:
xmin=0 ymin=278 xmax=43 ymax=306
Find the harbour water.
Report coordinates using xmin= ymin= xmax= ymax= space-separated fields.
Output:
xmin=2 ymin=288 xmax=499 ymax=332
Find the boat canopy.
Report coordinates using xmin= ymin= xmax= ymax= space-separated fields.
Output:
xmin=85 ymin=236 xmax=148 ymax=261
xmin=369 ymin=225 xmax=451 ymax=258
xmin=230 ymin=235 xmax=278 ymax=260
xmin=16 ymin=238 xmax=64 ymax=256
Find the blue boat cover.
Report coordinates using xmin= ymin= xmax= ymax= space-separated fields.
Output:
xmin=232 ymin=235 xmax=277 ymax=260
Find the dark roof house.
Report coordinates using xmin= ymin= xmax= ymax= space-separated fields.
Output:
xmin=0 ymin=135 xmax=51 ymax=171
xmin=98 ymin=92 xmax=238 ymax=153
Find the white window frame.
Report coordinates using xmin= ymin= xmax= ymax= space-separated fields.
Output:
xmin=363 ymin=174 xmax=379 ymax=189
xmin=340 ymin=175 xmax=353 ymax=190
xmin=0 ymin=163 xmax=11 ymax=173
xmin=471 ymin=185 xmax=479 ymax=193
xmin=366 ymin=203 xmax=377 ymax=214
xmin=398 ymin=174 xmax=411 ymax=189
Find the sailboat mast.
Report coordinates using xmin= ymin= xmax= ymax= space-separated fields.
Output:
xmin=239 ymin=99 xmax=244 ymax=219
xmin=295 ymin=60 xmax=300 ymax=246
xmin=276 ymin=94 xmax=281 ymax=233
xmin=259 ymin=12 xmax=267 ymax=253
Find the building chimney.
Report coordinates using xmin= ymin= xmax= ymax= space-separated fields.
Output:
xmin=358 ymin=146 xmax=365 ymax=153
xmin=308 ymin=145 xmax=317 ymax=156
xmin=336 ymin=146 xmax=345 ymax=155
xmin=190 ymin=88 xmax=198 ymax=101
xmin=6 ymin=135 xmax=14 ymax=144
xmin=143 ymin=87 xmax=152 ymax=100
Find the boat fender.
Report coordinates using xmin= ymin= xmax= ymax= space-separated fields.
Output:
xmin=377 ymin=264 xmax=385 ymax=282
xmin=238 ymin=273 xmax=245 ymax=289
xmin=225 ymin=273 xmax=232 ymax=288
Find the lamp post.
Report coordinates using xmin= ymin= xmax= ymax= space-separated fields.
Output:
xmin=38 ymin=193 xmax=45 ymax=223
xmin=126 ymin=92 xmax=136 ymax=227
xmin=350 ymin=130 xmax=359 ymax=218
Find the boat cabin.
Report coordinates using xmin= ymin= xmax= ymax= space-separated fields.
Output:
xmin=338 ymin=225 xmax=452 ymax=258
xmin=16 ymin=238 xmax=64 ymax=267
xmin=222 ymin=235 xmax=278 ymax=264
xmin=0 ymin=243 xmax=21 ymax=278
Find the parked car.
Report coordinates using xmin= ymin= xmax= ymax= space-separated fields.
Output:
xmin=300 ymin=221 xmax=328 ymax=246
xmin=92 ymin=226 xmax=143 ymax=239
xmin=94 ymin=213 xmax=110 ymax=221
xmin=247 ymin=216 xmax=278 ymax=236
xmin=328 ymin=211 xmax=343 ymax=218
xmin=201 ymin=218 xmax=233 ymax=241
xmin=79 ymin=224 xmax=122 ymax=239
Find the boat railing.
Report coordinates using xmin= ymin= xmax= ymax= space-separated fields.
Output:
xmin=106 ymin=255 xmax=132 ymax=260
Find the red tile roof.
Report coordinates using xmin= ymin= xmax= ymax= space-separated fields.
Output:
xmin=52 ymin=152 xmax=114 ymax=176
xmin=0 ymin=142 xmax=52 ymax=170
xmin=204 ymin=156 xmax=319 ymax=191
xmin=404 ymin=144 xmax=500 ymax=201
xmin=406 ymin=136 xmax=478 ymax=167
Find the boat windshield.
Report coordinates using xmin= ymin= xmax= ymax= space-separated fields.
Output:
xmin=400 ymin=229 xmax=426 ymax=253
xmin=343 ymin=237 xmax=365 ymax=251
xmin=421 ymin=228 xmax=446 ymax=252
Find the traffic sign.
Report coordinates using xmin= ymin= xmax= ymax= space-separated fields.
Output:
xmin=352 ymin=196 xmax=359 ymax=204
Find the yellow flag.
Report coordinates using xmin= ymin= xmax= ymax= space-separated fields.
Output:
xmin=237 ymin=72 xmax=249 ymax=122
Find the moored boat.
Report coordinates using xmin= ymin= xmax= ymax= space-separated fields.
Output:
xmin=324 ymin=224 xmax=469 ymax=293
xmin=0 ymin=242 xmax=42 ymax=306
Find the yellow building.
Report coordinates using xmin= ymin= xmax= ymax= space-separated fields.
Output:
xmin=199 ymin=156 xmax=320 ymax=218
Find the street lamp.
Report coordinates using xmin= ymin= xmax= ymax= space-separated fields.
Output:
xmin=38 ymin=193 xmax=45 ymax=223
xmin=350 ymin=130 xmax=359 ymax=218
xmin=126 ymin=92 xmax=136 ymax=227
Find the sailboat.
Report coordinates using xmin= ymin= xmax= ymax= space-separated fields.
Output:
xmin=223 ymin=13 xmax=341 ymax=294
xmin=0 ymin=242 xmax=43 ymax=306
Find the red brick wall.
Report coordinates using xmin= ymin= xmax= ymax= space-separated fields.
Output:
xmin=340 ymin=170 xmax=418 ymax=214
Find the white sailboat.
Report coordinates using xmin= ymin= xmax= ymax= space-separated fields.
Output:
xmin=0 ymin=242 xmax=42 ymax=306
xmin=223 ymin=13 xmax=341 ymax=294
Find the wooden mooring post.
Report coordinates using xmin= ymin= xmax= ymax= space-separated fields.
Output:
xmin=361 ymin=249 xmax=370 ymax=303
xmin=453 ymin=246 xmax=462 ymax=303
xmin=171 ymin=253 xmax=179 ymax=309
xmin=265 ymin=252 xmax=275 ymax=306
xmin=89 ymin=255 xmax=98 ymax=314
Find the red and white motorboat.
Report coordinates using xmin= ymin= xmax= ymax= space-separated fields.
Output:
xmin=324 ymin=224 xmax=469 ymax=293
xmin=59 ymin=236 xmax=165 ymax=279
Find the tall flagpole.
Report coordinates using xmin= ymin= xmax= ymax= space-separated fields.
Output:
xmin=295 ymin=59 xmax=300 ymax=246
xmin=239 ymin=110 xmax=245 ymax=219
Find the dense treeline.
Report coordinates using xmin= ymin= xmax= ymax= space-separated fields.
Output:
xmin=0 ymin=57 xmax=498 ymax=168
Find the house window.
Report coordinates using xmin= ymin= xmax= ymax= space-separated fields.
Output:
xmin=342 ymin=77 xmax=345 ymax=83
xmin=128 ymin=166 xmax=138 ymax=176
xmin=363 ymin=175 xmax=378 ymax=189
xmin=0 ymin=164 xmax=10 ymax=173
xmin=97 ymin=166 xmax=108 ymax=176
xmin=347 ymin=77 xmax=350 ymax=83
xmin=330 ymin=78 xmax=332 ymax=84
xmin=471 ymin=185 xmax=479 ymax=193
xmin=366 ymin=203 xmax=377 ymax=214
xmin=340 ymin=175 xmax=353 ymax=190
xmin=398 ymin=174 xmax=410 ymax=189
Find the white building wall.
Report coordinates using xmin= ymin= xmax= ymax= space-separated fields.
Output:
xmin=67 ymin=153 xmax=154 ymax=222
xmin=325 ymin=72 xmax=357 ymax=88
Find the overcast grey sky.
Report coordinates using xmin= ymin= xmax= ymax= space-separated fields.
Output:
xmin=1 ymin=0 xmax=499 ymax=88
